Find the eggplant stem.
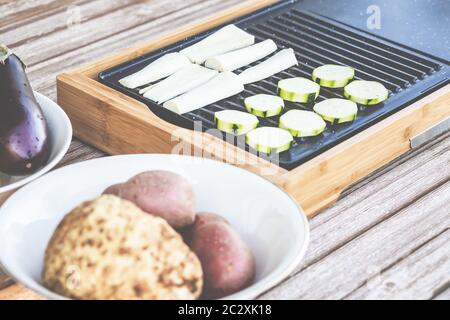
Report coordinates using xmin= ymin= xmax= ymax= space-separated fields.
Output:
xmin=0 ymin=44 xmax=12 ymax=64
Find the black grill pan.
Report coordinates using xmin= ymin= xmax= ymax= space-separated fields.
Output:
xmin=98 ymin=0 xmax=449 ymax=170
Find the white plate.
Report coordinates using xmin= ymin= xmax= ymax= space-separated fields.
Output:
xmin=0 ymin=92 xmax=72 ymax=197
xmin=0 ymin=154 xmax=309 ymax=300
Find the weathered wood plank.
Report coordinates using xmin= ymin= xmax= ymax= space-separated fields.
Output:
xmin=260 ymin=180 xmax=450 ymax=299
xmin=0 ymin=283 xmax=43 ymax=300
xmin=0 ymin=0 xmax=84 ymax=30
xmin=0 ymin=0 xmax=61 ymax=20
xmin=346 ymin=229 xmax=450 ymax=300
xmin=2 ymin=0 xmax=144 ymax=47
xmin=58 ymin=140 xmax=105 ymax=167
xmin=285 ymin=132 xmax=450 ymax=273
xmin=0 ymin=270 xmax=13 ymax=291
xmin=11 ymin=0 xmax=239 ymax=67
xmin=16 ymin=0 xmax=241 ymax=100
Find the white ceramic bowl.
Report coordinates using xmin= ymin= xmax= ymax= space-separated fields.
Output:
xmin=0 ymin=92 xmax=72 ymax=202
xmin=0 ymin=154 xmax=309 ymax=300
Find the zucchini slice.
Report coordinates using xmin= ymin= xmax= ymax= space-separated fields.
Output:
xmin=313 ymin=98 xmax=358 ymax=124
xmin=214 ymin=110 xmax=259 ymax=135
xmin=278 ymin=77 xmax=320 ymax=103
xmin=344 ymin=80 xmax=389 ymax=105
xmin=279 ymin=110 xmax=326 ymax=137
xmin=246 ymin=127 xmax=293 ymax=154
xmin=244 ymin=94 xmax=284 ymax=118
xmin=312 ymin=64 xmax=355 ymax=88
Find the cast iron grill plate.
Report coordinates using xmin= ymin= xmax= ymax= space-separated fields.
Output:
xmin=98 ymin=0 xmax=449 ymax=170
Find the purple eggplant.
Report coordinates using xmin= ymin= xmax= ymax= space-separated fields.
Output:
xmin=0 ymin=44 xmax=50 ymax=175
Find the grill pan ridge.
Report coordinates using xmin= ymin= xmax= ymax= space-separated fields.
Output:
xmin=98 ymin=0 xmax=449 ymax=170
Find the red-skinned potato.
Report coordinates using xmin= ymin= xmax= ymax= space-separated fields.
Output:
xmin=180 ymin=212 xmax=228 ymax=243
xmin=103 ymin=183 xmax=125 ymax=195
xmin=191 ymin=212 xmax=228 ymax=230
xmin=188 ymin=214 xmax=256 ymax=299
xmin=103 ymin=171 xmax=196 ymax=228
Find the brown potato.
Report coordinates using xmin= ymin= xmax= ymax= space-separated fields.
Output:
xmin=103 ymin=170 xmax=196 ymax=228
xmin=188 ymin=215 xmax=255 ymax=299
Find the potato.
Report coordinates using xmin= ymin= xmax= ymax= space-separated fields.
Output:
xmin=180 ymin=212 xmax=228 ymax=244
xmin=103 ymin=183 xmax=125 ymax=195
xmin=188 ymin=214 xmax=255 ymax=299
xmin=193 ymin=212 xmax=228 ymax=229
xmin=103 ymin=170 xmax=196 ymax=228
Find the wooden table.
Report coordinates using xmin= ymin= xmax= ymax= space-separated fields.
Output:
xmin=0 ymin=0 xmax=449 ymax=300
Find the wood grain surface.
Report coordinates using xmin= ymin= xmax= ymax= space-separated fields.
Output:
xmin=0 ymin=0 xmax=449 ymax=300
